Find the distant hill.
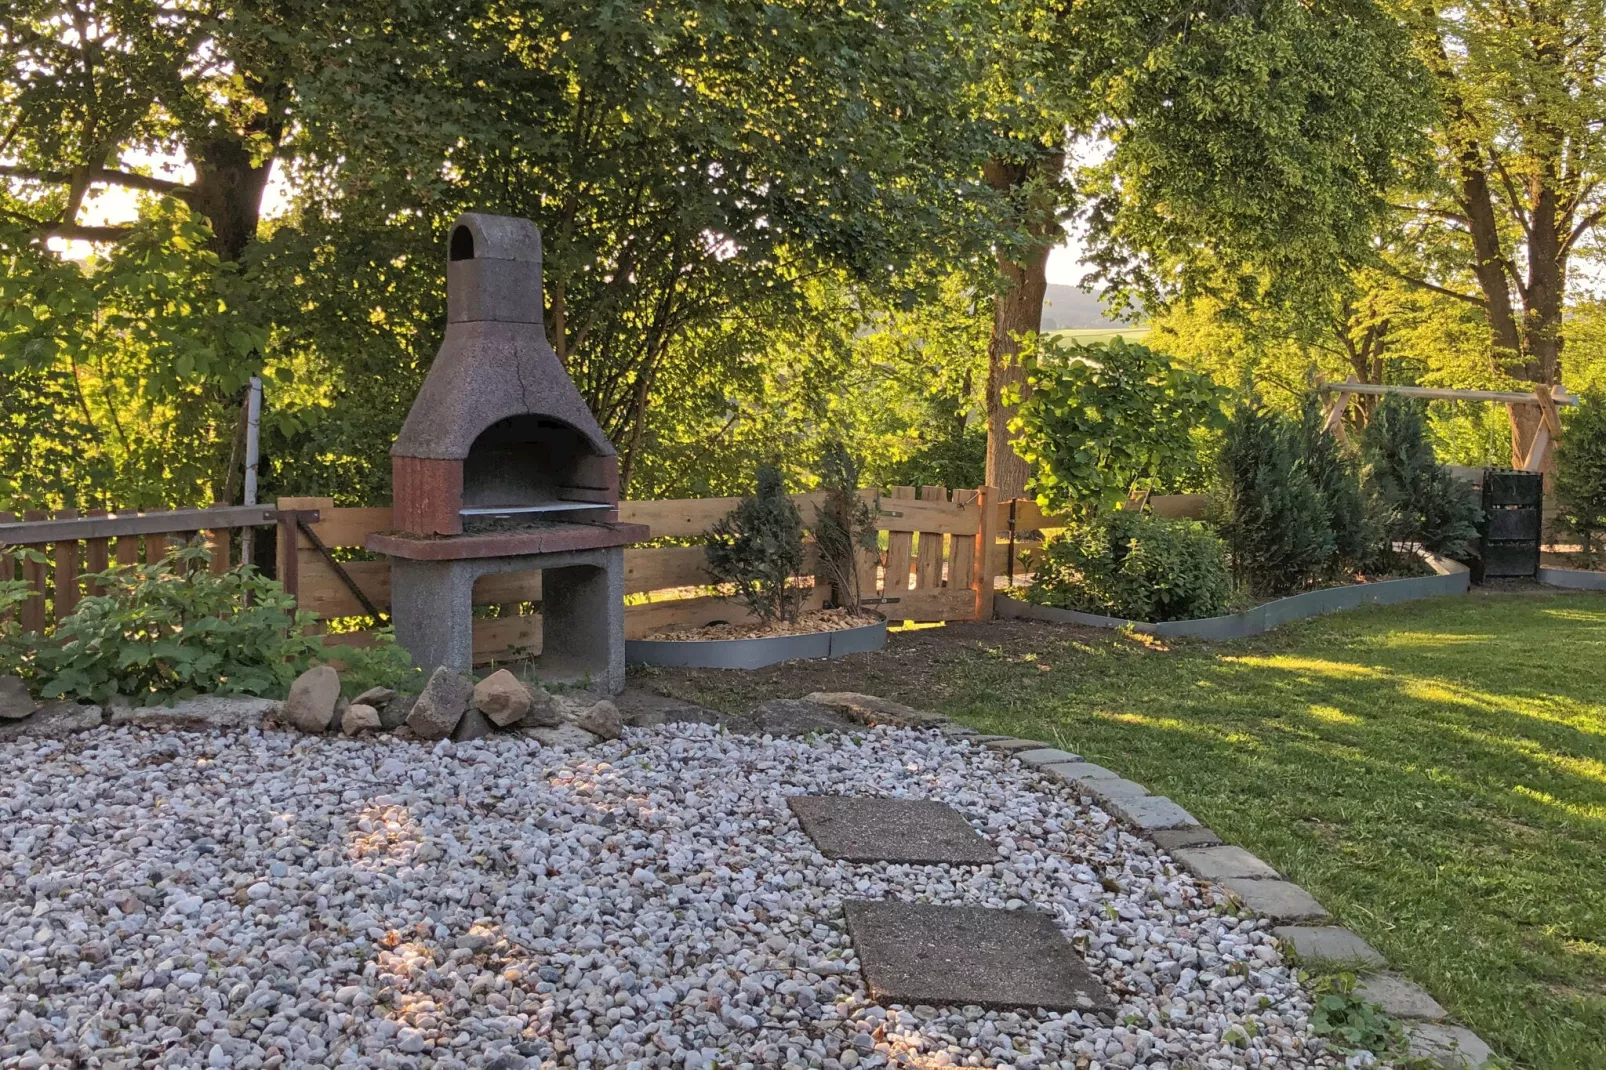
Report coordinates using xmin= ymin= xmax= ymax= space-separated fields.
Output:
xmin=1040 ymin=284 xmax=1139 ymax=331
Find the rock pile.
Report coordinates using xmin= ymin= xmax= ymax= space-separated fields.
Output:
xmin=0 ymin=667 xmax=622 ymax=750
xmin=281 ymin=665 xmax=622 ymax=747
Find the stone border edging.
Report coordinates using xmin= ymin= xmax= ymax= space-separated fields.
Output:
xmin=625 ymin=616 xmax=888 ymax=670
xmin=808 ymin=694 xmax=1500 ymax=1069
xmin=1537 ymin=564 xmax=1606 ymax=590
xmin=996 ymin=552 xmax=1470 ymax=640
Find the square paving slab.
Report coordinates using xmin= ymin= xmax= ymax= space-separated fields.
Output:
xmin=787 ymin=796 xmax=998 ymax=865
xmin=843 ymin=900 xmax=1112 ymax=1013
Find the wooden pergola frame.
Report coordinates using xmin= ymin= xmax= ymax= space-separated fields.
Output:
xmin=1315 ymin=376 xmax=1577 ymax=472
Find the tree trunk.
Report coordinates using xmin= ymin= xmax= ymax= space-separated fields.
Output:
xmin=983 ymin=151 xmax=1063 ymax=500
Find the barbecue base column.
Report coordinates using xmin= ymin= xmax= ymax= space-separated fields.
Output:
xmin=389 ymin=558 xmax=479 ymax=676
xmin=537 ymin=547 xmax=625 ymax=695
xmin=387 ymin=547 xmax=626 ymax=694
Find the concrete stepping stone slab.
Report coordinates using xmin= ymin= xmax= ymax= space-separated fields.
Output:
xmin=969 ymin=734 xmax=1014 ymax=743
xmin=1149 ymin=827 xmax=1223 ymax=852
xmin=1404 ymin=1022 xmax=1497 ymax=1068
xmin=843 ymin=900 xmax=1112 ymax=1014
xmin=1013 ymin=747 xmax=1083 ymax=768
xmin=984 ymin=738 xmax=1053 ymax=753
xmin=1273 ymin=925 xmax=1385 ymax=967
xmin=787 ymin=796 xmax=998 ymax=865
xmin=1041 ymin=761 xmax=1124 ymax=784
xmin=1355 ymin=972 xmax=1447 ymax=1020
xmin=1172 ymin=845 xmax=1280 ymax=881
xmin=1219 ymin=878 xmax=1327 ymax=923
xmin=1102 ymin=795 xmax=1199 ymax=831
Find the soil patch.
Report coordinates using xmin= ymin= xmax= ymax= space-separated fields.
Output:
xmin=642 ymin=607 xmax=874 ymax=642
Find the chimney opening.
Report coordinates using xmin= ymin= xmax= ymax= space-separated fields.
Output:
xmin=449 ymin=225 xmax=475 ymax=261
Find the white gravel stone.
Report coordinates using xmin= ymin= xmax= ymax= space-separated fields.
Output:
xmin=0 ymin=720 xmax=1362 ymax=1068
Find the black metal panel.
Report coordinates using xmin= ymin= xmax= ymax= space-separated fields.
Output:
xmin=1478 ymin=468 xmax=1543 ymax=580
xmin=1483 ymin=541 xmax=1540 ymax=578
xmin=1486 ymin=506 xmax=1541 ymax=541
xmin=1485 ymin=469 xmax=1543 ymax=507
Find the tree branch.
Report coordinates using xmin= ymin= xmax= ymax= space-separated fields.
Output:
xmin=0 ymin=163 xmax=193 ymax=197
xmin=43 ymin=222 xmax=135 ymax=242
xmin=1382 ymin=262 xmax=1488 ymax=308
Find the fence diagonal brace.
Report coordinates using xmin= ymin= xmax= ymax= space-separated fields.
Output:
xmin=296 ymin=518 xmax=388 ymax=625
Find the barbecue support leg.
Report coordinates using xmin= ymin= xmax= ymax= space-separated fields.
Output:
xmin=390 ymin=558 xmax=478 ymax=675
xmin=537 ymin=547 xmax=625 ymax=694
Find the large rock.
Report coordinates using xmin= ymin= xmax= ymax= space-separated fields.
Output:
xmin=352 ymin=686 xmax=395 ymax=709
xmin=0 ymin=675 xmax=36 ymax=720
xmin=452 ymin=704 xmax=494 ymax=741
xmin=408 ymin=667 xmax=474 ymax=740
xmin=614 ymin=688 xmax=727 ymax=728
xmin=521 ymin=681 xmax=562 ymax=727
xmin=803 ymin=691 xmax=946 ymax=729
xmin=473 ymin=669 xmax=531 ymax=727
xmin=525 ymin=723 xmax=601 ymax=749
xmin=341 ymin=703 xmax=382 ymax=736
xmin=379 ymin=693 xmax=415 ymax=729
xmin=572 ymin=699 xmax=622 ymax=740
xmin=0 ymin=701 xmax=102 ymax=742
xmin=284 ymin=666 xmax=341 ymax=733
xmin=110 ymin=695 xmax=277 ymax=731
xmin=746 ymin=698 xmax=856 ymax=736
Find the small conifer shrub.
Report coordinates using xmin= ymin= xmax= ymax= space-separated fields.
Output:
xmin=706 ymin=465 xmax=806 ymax=623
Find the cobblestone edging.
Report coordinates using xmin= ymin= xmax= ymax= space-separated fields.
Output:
xmin=852 ymin=704 xmax=1500 ymax=1070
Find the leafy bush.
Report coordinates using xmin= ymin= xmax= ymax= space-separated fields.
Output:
xmin=1554 ymin=390 xmax=1606 ymax=565
xmin=1027 ymin=510 xmax=1233 ymax=622
xmin=706 ymin=465 xmax=806 ymax=623
xmin=13 ymin=544 xmax=415 ymax=705
xmin=1216 ymin=401 xmax=1335 ymax=597
xmin=0 ymin=549 xmax=38 ymax=676
xmin=812 ymin=443 xmax=879 ymax=615
xmin=1360 ymin=395 xmax=1481 ymax=560
xmin=1011 ymin=336 xmax=1228 ymax=513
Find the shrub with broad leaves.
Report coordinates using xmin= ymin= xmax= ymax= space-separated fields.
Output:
xmin=1027 ymin=510 xmax=1233 ymax=622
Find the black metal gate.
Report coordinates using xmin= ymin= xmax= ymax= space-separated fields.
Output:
xmin=1478 ymin=469 xmax=1543 ymax=579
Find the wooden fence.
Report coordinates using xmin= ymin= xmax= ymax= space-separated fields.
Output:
xmin=283 ymin=486 xmax=1000 ymax=663
xmin=1 ymin=489 xmax=1211 ymax=664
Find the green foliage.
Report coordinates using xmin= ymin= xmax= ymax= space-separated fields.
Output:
xmin=22 ymin=545 xmax=322 ymax=704
xmin=1308 ymin=975 xmax=1398 ymax=1056
xmin=811 ymin=444 xmax=879 ymax=615
xmin=1216 ymin=402 xmax=1335 ymax=597
xmin=1011 ymin=337 xmax=1229 ymax=514
xmin=9 ymin=545 xmax=416 ymax=705
xmin=1297 ymin=397 xmax=1376 ymax=575
xmin=1027 ymin=511 xmax=1232 ymax=623
xmin=1554 ymin=392 xmax=1606 ymax=567
xmin=327 ymin=629 xmax=422 ymax=699
xmin=705 ymin=466 xmax=806 ymax=624
xmin=0 ymin=203 xmax=269 ymax=510
xmin=1360 ymin=396 xmax=1481 ymax=560
xmin=0 ymin=550 xmax=39 ymax=673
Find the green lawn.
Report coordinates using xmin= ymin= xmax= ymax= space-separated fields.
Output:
xmin=640 ymin=593 xmax=1606 ymax=1069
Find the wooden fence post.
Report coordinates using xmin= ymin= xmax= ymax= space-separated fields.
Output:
xmin=915 ymin=485 xmax=946 ymax=588
xmin=83 ymin=508 xmax=110 ymax=596
xmin=53 ymin=508 xmax=80 ymax=619
xmin=0 ymin=512 xmax=13 ymax=624
xmin=21 ymin=510 xmax=48 ymax=634
xmin=973 ymin=486 xmax=998 ymax=621
xmin=208 ymin=500 xmax=232 ymax=574
xmin=884 ymin=486 xmax=915 ymax=600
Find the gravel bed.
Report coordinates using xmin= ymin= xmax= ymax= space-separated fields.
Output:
xmin=0 ymin=723 xmax=1347 ymax=1069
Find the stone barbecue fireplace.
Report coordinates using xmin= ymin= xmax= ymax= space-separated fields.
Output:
xmin=368 ymin=212 xmax=647 ymax=691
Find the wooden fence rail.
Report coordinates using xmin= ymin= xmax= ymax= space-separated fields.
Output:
xmin=0 ymin=505 xmax=309 ymax=634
